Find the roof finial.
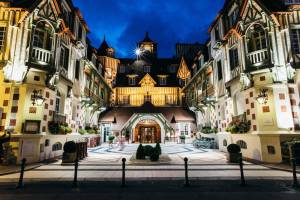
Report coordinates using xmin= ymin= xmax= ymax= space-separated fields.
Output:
xmin=103 ymin=34 xmax=106 ymax=41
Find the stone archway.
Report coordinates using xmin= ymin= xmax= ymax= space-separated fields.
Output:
xmin=134 ymin=119 xmax=161 ymax=143
xmin=129 ymin=114 xmax=168 ymax=143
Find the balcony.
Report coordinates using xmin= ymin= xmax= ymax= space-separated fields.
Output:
xmin=247 ymin=49 xmax=270 ymax=68
xmin=30 ymin=47 xmax=53 ymax=66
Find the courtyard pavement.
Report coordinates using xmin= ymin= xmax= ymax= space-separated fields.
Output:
xmin=0 ymin=144 xmax=297 ymax=183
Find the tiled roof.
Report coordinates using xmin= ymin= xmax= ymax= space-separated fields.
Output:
xmin=99 ymin=102 xmax=196 ymax=131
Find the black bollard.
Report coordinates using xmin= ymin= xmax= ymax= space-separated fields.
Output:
xmin=72 ymin=158 xmax=79 ymax=188
xmin=184 ymin=157 xmax=190 ymax=187
xmin=122 ymin=158 xmax=126 ymax=187
xmin=16 ymin=158 xmax=26 ymax=189
xmin=239 ymin=155 xmax=246 ymax=186
xmin=292 ymin=158 xmax=299 ymax=188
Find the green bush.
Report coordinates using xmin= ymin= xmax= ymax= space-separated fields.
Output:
xmin=150 ymin=147 xmax=160 ymax=161
xmin=63 ymin=141 xmax=77 ymax=153
xmin=78 ymin=128 xmax=86 ymax=135
xmin=87 ymin=129 xmax=96 ymax=134
xmin=227 ymin=144 xmax=241 ymax=154
xmin=179 ymin=135 xmax=186 ymax=140
xmin=108 ymin=135 xmax=115 ymax=141
xmin=136 ymin=144 xmax=145 ymax=160
xmin=65 ymin=127 xmax=72 ymax=134
xmin=48 ymin=121 xmax=59 ymax=134
xmin=144 ymin=145 xmax=154 ymax=157
xmin=155 ymin=143 xmax=161 ymax=155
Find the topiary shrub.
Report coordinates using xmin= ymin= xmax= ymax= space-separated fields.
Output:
xmin=227 ymin=144 xmax=241 ymax=163
xmin=227 ymin=144 xmax=241 ymax=153
xmin=150 ymin=147 xmax=160 ymax=161
xmin=136 ymin=144 xmax=145 ymax=160
xmin=155 ymin=143 xmax=161 ymax=155
xmin=63 ymin=141 xmax=77 ymax=153
xmin=144 ymin=145 xmax=154 ymax=157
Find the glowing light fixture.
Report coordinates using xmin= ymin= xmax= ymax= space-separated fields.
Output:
xmin=31 ymin=89 xmax=45 ymax=106
xmin=256 ymin=89 xmax=268 ymax=105
xmin=135 ymin=48 xmax=142 ymax=56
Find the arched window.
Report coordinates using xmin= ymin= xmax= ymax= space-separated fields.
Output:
xmin=52 ymin=142 xmax=62 ymax=151
xmin=236 ymin=140 xmax=247 ymax=149
xmin=223 ymin=139 xmax=228 ymax=147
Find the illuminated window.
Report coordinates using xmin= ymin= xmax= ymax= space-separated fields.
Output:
xmin=144 ymin=65 xmax=151 ymax=73
xmin=122 ymin=95 xmax=130 ymax=105
xmin=144 ymin=94 xmax=151 ymax=103
xmin=166 ymin=95 xmax=174 ymax=105
xmin=0 ymin=26 xmax=6 ymax=51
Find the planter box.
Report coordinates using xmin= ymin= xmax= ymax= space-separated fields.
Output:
xmin=62 ymin=152 xmax=77 ymax=163
xmin=226 ymin=152 xmax=242 ymax=163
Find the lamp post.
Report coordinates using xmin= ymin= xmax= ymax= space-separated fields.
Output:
xmin=256 ymin=89 xmax=268 ymax=105
xmin=31 ymin=89 xmax=45 ymax=106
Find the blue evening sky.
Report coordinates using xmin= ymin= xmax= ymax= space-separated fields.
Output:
xmin=73 ymin=0 xmax=225 ymax=58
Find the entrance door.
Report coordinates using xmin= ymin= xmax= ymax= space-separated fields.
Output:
xmin=134 ymin=119 xmax=161 ymax=143
xmin=140 ymin=126 xmax=156 ymax=143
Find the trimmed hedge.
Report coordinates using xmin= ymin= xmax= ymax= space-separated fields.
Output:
xmin=136 ymin=144 xmax=145 ymax=159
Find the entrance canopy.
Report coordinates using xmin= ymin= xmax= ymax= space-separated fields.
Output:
xmin=98 ymin=102 xmax=196 ymax=133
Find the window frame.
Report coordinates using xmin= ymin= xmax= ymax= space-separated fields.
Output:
xmin=0 ymin=26 xmax=6 ymax=52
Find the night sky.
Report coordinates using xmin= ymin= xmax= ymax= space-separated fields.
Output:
xmin=73 ymin=0 xmax=225 ymax=58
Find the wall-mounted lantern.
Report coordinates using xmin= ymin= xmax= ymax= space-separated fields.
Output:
xmin=256 ymin=89 xmax=268 ymax=105
xmin=31 ymin=89 xmax=45 ymax=106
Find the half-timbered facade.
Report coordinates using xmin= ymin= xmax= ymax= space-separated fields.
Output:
xmin=184 ymin=0 xmax=300 ymax=163
xmin=0 ymin=0 xmax=111 ymax=164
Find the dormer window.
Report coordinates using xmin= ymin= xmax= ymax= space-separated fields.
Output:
xmin=144 ymin=65 xmax=151 ymax=73
xmin=285 ymin=0 xmax=300 ymax=4
xmin=128 ymin=77 xmax=136 ymax=86
xmin=159 ymin=76 xmax=167 ymax=86
xmin=119 ymin=65 xmax=125 ymax=73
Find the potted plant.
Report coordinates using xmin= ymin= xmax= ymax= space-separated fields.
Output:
xmin=62 ymin=141 xmax=77 ymax=163
xmin=226 ymin=144 xmax=241 ymax=163
xmin=179 ymin=135 xmax=186 ymax=144
xmin=108 ymin=135 xmax=115 ymax=144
